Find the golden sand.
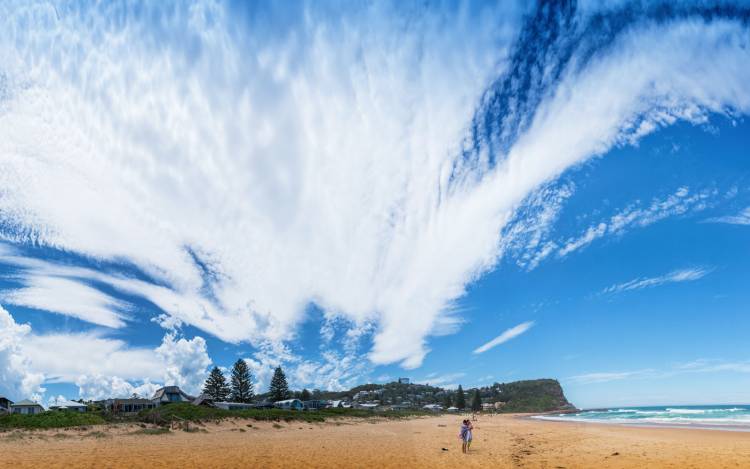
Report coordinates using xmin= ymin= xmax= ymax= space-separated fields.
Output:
xmin=1 ymin=414 xmax=749 ymax=468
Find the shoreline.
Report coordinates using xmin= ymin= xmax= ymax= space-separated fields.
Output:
xmin=527 ymin=413 xmax=750 ymax=433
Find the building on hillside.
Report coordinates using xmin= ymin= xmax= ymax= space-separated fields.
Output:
xmin=105 ymin=398 xmax=157 ymax=415
xmin=274 ymin=399 xmax=305 ymax=410
xmin=303 ymin=400 xmax=325 ymax=410
xmin=213 ymin=402 xmax=255 ymax=411
xmin=0 ymin=397 xmax=13 ymax=414
xmin=356 ymin=402 xmax=379 ymax=410
xmin=398 ymin=378 xmax=410 ymax=384
xmin=11 ymin=400 xmax=44 ymax=415
xmin=151 ymin=386 xmax=194 ymax=405
xmin=481 ymin=403 xmax=495 ymax=412
xmin=390 ymin=404 xmax=412 ymax=411
xmin=49 ymin=399 xmax=88 ymax=412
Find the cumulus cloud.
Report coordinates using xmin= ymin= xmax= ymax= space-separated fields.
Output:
xmin=473 ymin=321 xmax=535 ymax=354
xmin=602 ymin=267 xmax=712 ymax=294
xmin=0 ymin=1 xmax=749 ymax=373
xmin=76 ymin=375 xmax=161 ymax=401
xmin=155 ymin=333 xmax=212 ymax=395
xmin=0 ymin=306 xmax=45 ymax=400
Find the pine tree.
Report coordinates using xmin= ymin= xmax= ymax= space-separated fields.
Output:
xmin=203 ymin=366 xmax=231 ymax=401
xmin=269 ymin=366 xmax=290 ymax=402
xmin=471 ymin=389 xmax=482 ymax=412
xmin=456 ymin=385 xmax=466 ymax=409
xmin=300 ymin=388 xmax=311 ymax=401
xmin=230 ymin=359 xmax=254 ymax=403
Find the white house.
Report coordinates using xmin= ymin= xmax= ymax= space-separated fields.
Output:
xmin=274 ymin=399 xmax=304 ymax=410
xmin=11 ymin=399 xmax=44 ymax=415
xmin=447 ymin=406 xmax=459 ymax=412
xmin=422 ymin=404 xmax=443 ymax=411
xmin=49 ymin=399 xmax=88 ymax=412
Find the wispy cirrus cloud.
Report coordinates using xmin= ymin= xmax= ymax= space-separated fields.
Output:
xmin=705 ymin=207 xmax=750 ymax=225
xmin=568 ymin=369 xmax=658 ymax=385
xmin=0 ymin=1 xmax=748 ymax=390
xmin=473 ymin=321 xmax=535 ymax=354
xmin=602 ymin=267 xmax=712 ymax=295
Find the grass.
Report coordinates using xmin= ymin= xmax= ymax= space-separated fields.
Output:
xmin=0 ymin=412 xmax=106 ymax=430
xmin=129 ymin=427 xmax=172 ymax=436
xmin=138 ymin=403 xmax=432 ymax=426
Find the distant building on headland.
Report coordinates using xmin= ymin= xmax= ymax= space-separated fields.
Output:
xmin=398 ymin=377 xmax=410 ymax=384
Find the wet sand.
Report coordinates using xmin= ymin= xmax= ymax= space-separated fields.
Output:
xmin=1 ymin=413 xmax=749 ymax=468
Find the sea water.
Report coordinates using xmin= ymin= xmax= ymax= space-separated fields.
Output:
xmin=533 ymin=405 xmax=750 ymax=431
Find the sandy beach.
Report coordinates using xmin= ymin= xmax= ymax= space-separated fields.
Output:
xmin=2 ymin=414 xmax=749 ymax=468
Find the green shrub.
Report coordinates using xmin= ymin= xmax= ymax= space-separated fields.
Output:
xmin=0 ymin=412 xmax=106 ymax=430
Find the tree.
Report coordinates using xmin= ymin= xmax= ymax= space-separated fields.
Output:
xmin=443 ymin=393 xmax=453 ymax=408
xmin=203 ymin=366 xmax=231 ymax=401
xmin=300 ymin=388 xmax=311 ymax=401
xmin=471 ymin=389 xmax=482 ymax=412
xmin=455 ymin=385 xmax=466 ymax=409
xmin=269 ymin=366 xmax=290 ymax=402
xmin=230 ymin=359 xmax=254 ymax=403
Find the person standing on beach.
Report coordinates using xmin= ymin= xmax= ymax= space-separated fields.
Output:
xmin=459 ymin=419 xmax=473 ymax=453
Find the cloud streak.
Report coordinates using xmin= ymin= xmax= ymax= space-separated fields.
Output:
xmin=602 ymin=267 xmax=712 ymax=294
xmin=473 ymin=321 xmax=535 ymax=354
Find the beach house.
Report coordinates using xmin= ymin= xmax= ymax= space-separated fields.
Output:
xmin=105 ymin=398 xmax=158 ymax=415
xmin=213 ymin=401 xmax=256 ymax=411
xmin=0 ymin=397 xmax=13 ymax=414
xmin=273 ymin=399 xmax=305 ymax=410
xmin=422 ymin=404 xmax=443 ymax=411
xmin=11 ymin=400 xmax=44 ymax=415
xmin=49 ymin=399 xmax=88 ymax=412
xmin=303 ymin=399 xmax=326 ymax=410
xmin=151 ymin=386 xmax=194 ymax=405
xmin=482 ymin=402 xmax=495 ymax=412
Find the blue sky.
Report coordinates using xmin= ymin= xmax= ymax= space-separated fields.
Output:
xmin=0 ymin=1 xmax=749 ymax=409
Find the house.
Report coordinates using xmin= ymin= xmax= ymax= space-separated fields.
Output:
xmin=328 ymin=400 xmax=344 ymax=408
xmin=213 ymin=402 xmax=255 ymax=411
xmin=191 ymin=394 xmax=214 ymax=407
xmin=356 ymin=402 xmax=379 ymax=410
xmin=494 ymin=402 xmax=506 ymax=410
xmin=390 ymin=404 xmax=412 ymax=411
xmin=151 ymin=386 xmax=194 ymax=405
xmin=303 ymin=400 xmax=325 ymax=410
xmin=11 ymin=399 xmax=44 ymax=415
xmin=105 ymin=398 xmax=157 ymax=415
xmin=0 ymin=397 xmax=13 ymax=414
xmin=447 ymin=406 xmax=459 ymax=412
xmin=422 ymin=404 xmax=443 ymax=412
xmin=49 ymin=399 xmax=88 ymax=413
xmin=398 ymin=377 xmax=410 ymax=384
xmin=274 ymin=399 xmax=304 ymax=410
xmin=481 ymin=403 xmax=495 ymax=412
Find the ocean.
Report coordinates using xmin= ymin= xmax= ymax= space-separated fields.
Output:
xmin=533 ymin=405 xmax=750 ymax=431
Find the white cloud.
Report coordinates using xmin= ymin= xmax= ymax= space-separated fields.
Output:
xmin=415 ymin=372 xmax=466 ymax=389
xmin=1 ymin=275 xmax=129 ymax=328
xmin=0 ymin=305 xmax=211 ymax=398
xmin=603 ymin=267 xmax=712 ymax=294
xmin=0 ymin=2 xmax=749 ymax=372
xmin=76 ymin=375 xmax=161 ymax=401
xmin=473 ymin=321 xmax=535 ymax=354
xmin=567 ymin=369 xmax=658 ymax=384
xmin=0 ymin=306 xmax=45 ymax=400
xmin=706 ymin=207 xmax=750 ymax=225
xmin=155 ymin=333 xmax=212 ymax=395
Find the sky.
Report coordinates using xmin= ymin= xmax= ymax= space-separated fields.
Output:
xmin=0 ymin=0 xmax=749 ymax=409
